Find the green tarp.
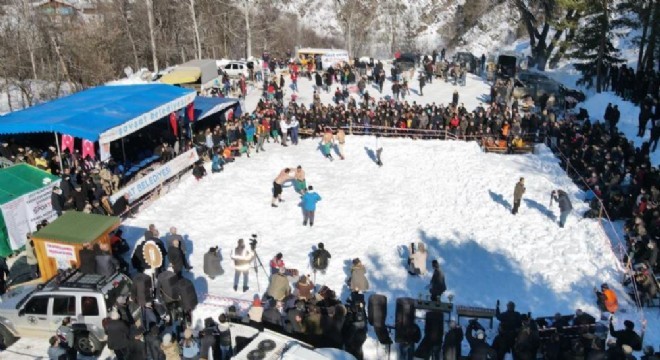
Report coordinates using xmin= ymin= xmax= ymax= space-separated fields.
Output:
xmin=0 ymin=164 xmax=60 ymax=256
xmin=32 ymin=212 xmax=119 ymax=244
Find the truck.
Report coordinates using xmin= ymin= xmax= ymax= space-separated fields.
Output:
xmin=0 ymin=269 xmax=131 ymax=355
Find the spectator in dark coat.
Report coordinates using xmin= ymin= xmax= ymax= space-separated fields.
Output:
xmin=466 ymin=320 xmax=497 ymax=360
xmin=512 ymin=177 xmax=525 ymax=215
xmin=71 ymin=185 xmax=86 ymax=212
xmin=77 ymin=243 xmax=96 ymax=274
xmin=127 ymin=325 xmax=147 ymax=360
xmin=144 ymin=324 xmax=163 ymax=360
xmin=496 ymin=300 xmax=522 ymax=354
xmin=51 ymin=186 xmax=65 ymax=216
xmin=429 ymin=259 xmax=447 ymax=301
xmin=262 ymin=299 xmax=284 ymax=332
xmin=167 ymin=239 xmax=185 ymax=276
xmin=311 ymin=242 xmax=331 ymax=273
xmin=443 ymin=321 xmax=464 ymax=360
xmin=552 ymin=189 xmax=573 ymax=228
xmin=203 ymin=246 xmax=224 ymax=280
xmin=131 ymin=272 xmax=154 ymax=307
xmin=610 ymin=319 xmax=643 ymax=352
xmin=200 ymin=318 xmax=221 ymax=360
xmin=0 ymin=256 xmax=9 ymax=295
xmin=112 ymin=193 xmax=130 ymax=217
xmin=95 ymin=243 xmax=118 ymax=277
xmin=104 ymin=310 xmax=131 ymax=359
xmin=513 ymin=315 xmax=539 ymax=360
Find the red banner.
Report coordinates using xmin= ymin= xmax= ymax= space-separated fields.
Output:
xmin=61 ymin=134 xmax=74 ymax=153
xmin=82 ymin=139 xmax=95 ymax=159
xmin=170 ymin=112 xmax=179 ymax=137
xmin=186 ymin=102 xmax=195 ymax=122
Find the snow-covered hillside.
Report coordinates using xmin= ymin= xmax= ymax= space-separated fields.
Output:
xmin=280 ymin=0 xmax=520 ymax=57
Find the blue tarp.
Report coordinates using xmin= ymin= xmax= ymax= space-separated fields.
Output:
xmin=193 ymin=96 xmax=241 ymax=121
xmin=0 ymin=84 xmax=195 ymax=141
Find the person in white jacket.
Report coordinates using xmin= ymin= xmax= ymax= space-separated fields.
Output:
xmin=279 ymin=116 xmax=289 ymax=147
xmin=230 ymin=239 xmax=254 ymax=292
xmin=290 ymin=116 xmax=300 ymax=145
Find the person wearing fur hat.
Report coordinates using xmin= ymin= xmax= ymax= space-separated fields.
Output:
xmin=161 ymin=333 xmax=181 ymax=360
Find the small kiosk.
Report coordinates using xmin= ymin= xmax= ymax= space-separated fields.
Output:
xmin=30 ymin=212 xmax=120 ymax=282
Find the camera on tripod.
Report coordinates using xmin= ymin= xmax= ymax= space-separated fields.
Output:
xmin=249 ymin=234 xmax=258 ymax=250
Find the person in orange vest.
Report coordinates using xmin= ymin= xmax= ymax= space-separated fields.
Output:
xmin=595 ymin=283 xmax=619 ymax=313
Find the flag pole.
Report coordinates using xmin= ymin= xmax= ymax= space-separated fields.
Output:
xmin=53 ymin=132 xmax=64 ymax=175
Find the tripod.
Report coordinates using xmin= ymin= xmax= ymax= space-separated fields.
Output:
xmin=251 ymin=248 xmax=268 ymax=292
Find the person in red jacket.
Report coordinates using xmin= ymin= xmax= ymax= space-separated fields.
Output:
xmin=270 ymin=253 xmax=285 ymax=275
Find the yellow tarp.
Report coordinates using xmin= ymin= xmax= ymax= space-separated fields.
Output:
xmin=160 ymin=68 xmax=202 ymax=85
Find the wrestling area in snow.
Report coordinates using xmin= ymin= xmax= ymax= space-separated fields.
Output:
xmin=5 ymin=69 xmax=658 ymax=359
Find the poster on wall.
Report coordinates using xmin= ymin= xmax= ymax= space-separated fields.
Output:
xmin=0 ymin=180 xmax=61 ymax=250
xmin=45 ymin=242 xmax=76 ymax=269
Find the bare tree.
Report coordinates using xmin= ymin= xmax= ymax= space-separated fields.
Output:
xmin=145 ymin=0 xmax=159 ymax=72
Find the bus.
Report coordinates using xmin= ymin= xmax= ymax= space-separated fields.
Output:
xmin=295 ymin=48 xmax=349 ymax=70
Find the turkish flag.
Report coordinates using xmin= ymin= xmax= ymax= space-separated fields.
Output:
xmin=82 ymin=139 xmax=95 ymax=159
xmin=186 ymin=102 xmax=195 ymax=122
xmin=61 ymin=134 xmax=74 ymax=153
xmin=169 ymin=112 xmax=179 ymax=136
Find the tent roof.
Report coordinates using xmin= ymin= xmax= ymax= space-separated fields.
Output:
xmin=161 ymin=69 xmax=202 ymax=85
xmin=0 ymin=84 xmax=195 ymax=141
xmin=0 ymin=164 xmax=60 ymax=204
xmin=194 ymin=96 xmax=240 ymax=121
xmin=32 ymin=211 xmax=119 ymax=244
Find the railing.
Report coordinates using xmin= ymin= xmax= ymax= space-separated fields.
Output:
xmin=550 ymin=142 xmax=645 ymax=319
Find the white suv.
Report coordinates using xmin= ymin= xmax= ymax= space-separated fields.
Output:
xmin=222 ymin=61 xmax=249 ymax=78
xmin=0 ymin=269 xmax=131 ymax=356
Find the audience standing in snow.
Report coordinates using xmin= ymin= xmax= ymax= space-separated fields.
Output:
xmin=301 ymin=185 xmax=322 ymax=227
xmin=551 ymin=189 xmax=573 ymax=228
xmin=429 ymin=259 xmax=446 ymax=301
xmin=512 ymin=177 xmax=526 ymax=215
xmin=230 ymin=239 xmax=254 ymax=292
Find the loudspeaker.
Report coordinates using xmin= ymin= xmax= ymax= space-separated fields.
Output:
xmin=424 ymin=311 xmax=444 ymax=342
xmin=395 ymin=297 xmax=416 ymax=343
xmin=368 ymin=294 xmax=387 ymax=328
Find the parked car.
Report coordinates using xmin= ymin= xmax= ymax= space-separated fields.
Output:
xmin=0 ymin=269 xmax=131 ymax=356
xmin=222 ymin=61 xmax=249 ymax=78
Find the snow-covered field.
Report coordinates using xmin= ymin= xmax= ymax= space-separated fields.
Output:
xmin=4 ymin=66 xmax=657 ymax=359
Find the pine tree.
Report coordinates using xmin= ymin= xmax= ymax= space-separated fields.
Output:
xmin=566 ymin=0 xmax=623 ymax=92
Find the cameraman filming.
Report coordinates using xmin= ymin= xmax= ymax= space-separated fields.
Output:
xmin=230 ymin=239 xmax=255 ymax=292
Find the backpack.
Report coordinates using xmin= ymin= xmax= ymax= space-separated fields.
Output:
xmin=313 ymin=250 xmax=328 ymax=270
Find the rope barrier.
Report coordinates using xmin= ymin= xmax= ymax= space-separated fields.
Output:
xmin=550 ymin=141 xmax=646 ymax=320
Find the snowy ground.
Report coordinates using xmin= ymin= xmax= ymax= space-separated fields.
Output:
xmin=4 ymin=66 xmax=658 ymax=359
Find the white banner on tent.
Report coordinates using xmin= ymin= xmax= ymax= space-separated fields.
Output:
xmin=110 ymin=148 xmax=199 ymax=204
xmin=98 ymin=92 xmax=196 ymax=144
xmin=0 ymin=180 xmax=60 ymax=250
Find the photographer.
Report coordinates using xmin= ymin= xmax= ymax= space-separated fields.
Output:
xmin=466 ymin=319 xmax=496 ymax=360
xmin=230 ymin=239 xmax=254 ymax=292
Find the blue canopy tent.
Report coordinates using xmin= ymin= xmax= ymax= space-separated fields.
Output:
xmin=192 ymin=96 xmax=242 ymax=121
xmin=0 ymin=84 xmax=196 ymax=141
xmin=0 ymin=84 xmax=196 ymax=169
